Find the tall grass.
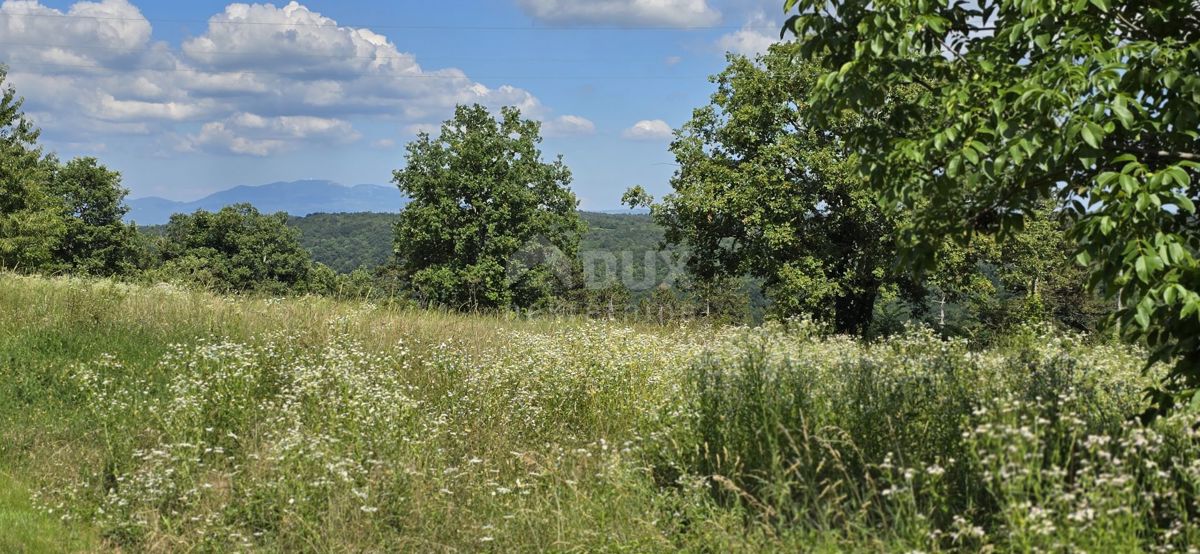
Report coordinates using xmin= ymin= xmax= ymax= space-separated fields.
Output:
xmin=0 ymin=273 xmax=1195 ymax=551
xmin=675 ymin=324 xmax=1198 ymax=550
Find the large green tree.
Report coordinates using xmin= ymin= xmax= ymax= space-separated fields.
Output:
xmin=650 ymin=48 xmax=903 ymax=334
xmin=157 ymin=203 xmax=313 ymax=294
xmin=0 ymin=66 xmax=64 ymax=271
xmin=392 ymin=104 xmax=584 ymax=311
xmin=781 ymin=0 xmax=1200 ymax=412
xmin=47 ymin=156 xmax=139 ymax=276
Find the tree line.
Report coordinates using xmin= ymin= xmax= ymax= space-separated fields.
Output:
xmin=0 ymin=69 xmax=748 ymax=323
xmin=0 ymin=60 xmax=1115 ymax=335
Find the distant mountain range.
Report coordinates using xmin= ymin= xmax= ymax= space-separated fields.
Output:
xmin=126 ymin=180 xmax=406 ymax=225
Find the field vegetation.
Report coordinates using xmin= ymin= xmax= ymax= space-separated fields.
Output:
xmin=1 ymin=1 xmax=1197 ymax=550
xmin=3 ymin=273 xmax=1197 ymax=552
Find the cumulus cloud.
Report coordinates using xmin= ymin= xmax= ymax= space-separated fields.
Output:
xmin=715 ymin=12 xmax=777 ymax=57
xmin=0 ymin=0 xmax=152 ymax=66
xmin=176 ymin=2 xmax=548 ymax=119
xmin=622 ymin=119 xmax=673 ymax=140
xmin=0 ymin=0 xmax=219 ymax=138
xmin=180 ymin=112 xmax=359 ymax=156
xmin=0 ymin=0 xmax=576 ymax=154
xmin=542 ymin=114 xmax=596 ymax=137
xmin=516 ymin=0 xmax=720 ymax=27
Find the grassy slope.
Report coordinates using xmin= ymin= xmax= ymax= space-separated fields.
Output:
xmin=1 ymin=273 xmax=1193 ymax=552
xmin=0 ymin=273 xmax=692 ymax=551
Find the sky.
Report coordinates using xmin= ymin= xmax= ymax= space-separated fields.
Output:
xmin=0 ymin=0 xmax=784 ymax=209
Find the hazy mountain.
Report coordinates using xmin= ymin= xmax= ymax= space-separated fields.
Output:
xmin=126 ymin=180 xmax=405 ymax=225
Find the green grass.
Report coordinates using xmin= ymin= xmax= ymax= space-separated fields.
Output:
xmin=0 ymin=272 xmax=1195 ymax=552
xmin=0 ymin=473 xmax=100 ymax=553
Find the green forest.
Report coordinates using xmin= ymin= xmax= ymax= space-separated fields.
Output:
xmin=287 ymin=212 xmax=398 ymax=273
xmin=284 ymin=211 xmax=668 ymax=276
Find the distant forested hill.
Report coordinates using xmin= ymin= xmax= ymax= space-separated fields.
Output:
xmin=289 ymin=211 xmax=671 ymax=274
xmin=291 ymin=209 xmax=686 ymax=292
xmin=578 ymin=211 xmax=665 ymax=253
xmin=287 ymin=212 xmax=398 ymax=273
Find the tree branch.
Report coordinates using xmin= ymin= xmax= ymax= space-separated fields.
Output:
xmin=1128 ymin=147 xmax=1200 ymax=163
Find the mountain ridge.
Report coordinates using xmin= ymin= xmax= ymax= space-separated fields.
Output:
xmin=126 ymin=180 xmax=405 ymax=225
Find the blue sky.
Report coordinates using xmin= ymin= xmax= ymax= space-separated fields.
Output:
xmin=1 ymin=0 xmax=782 ymax=209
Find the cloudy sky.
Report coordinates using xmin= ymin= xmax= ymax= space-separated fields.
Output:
xmin=1 ymin=0 xmax=783 ymax=209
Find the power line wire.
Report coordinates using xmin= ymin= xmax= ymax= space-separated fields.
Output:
xmin=0 ymin=40 xmax=674 ymax=64
xmin=7 ymin=60 xmax=707 ymax=80
xmin=0 ymin=10 xmax=780 ymax=32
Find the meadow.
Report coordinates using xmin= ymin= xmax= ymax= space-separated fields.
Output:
xmin=1 ymin=272 xmax=1198 ymax=552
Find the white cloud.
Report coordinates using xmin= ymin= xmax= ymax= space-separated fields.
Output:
xmin=0 ymin=0 xmax=209 ymax=137
xmin=516 ymin=0 xmax=720 ymax=27
xmin=181 ymin=2 xmax=422 ymax=82
xmin=0 ymin=0 xmax=152 ymax=65
xmin=542 ymin=114 xmax=596 ymax=137
xmin=665 ymin=55 xmax=683 ymax=66
xmin=176 ymin=2 xmax=548 ymax=118
xmin=0 ymin=1 xmax=576 ymax=154
xmin=716 ymin=12 xmax=777 ymax=57
xmin=622 ymin=119 xmax=673 ymax=140
xmin=180 ymin=112 xmax=360 ymax=156
xmin=98 ymin=95 xmax=210 ymax=121
xmin=26 ymin=110 xmax=150 ymax=136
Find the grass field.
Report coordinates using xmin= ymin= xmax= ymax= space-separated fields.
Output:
xmin=1 ymin=273 xmax=1197 ymax=552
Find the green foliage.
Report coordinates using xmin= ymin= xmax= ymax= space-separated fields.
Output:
xmin=780 ymin=0 xmax=1200 ymax=412
xmin=393 ymin=104 xmax=585 ymax=311
xmin=0 ymin=473 xmax=100 ymax=553
xmin=577 ymin=211 xmax=672 ymax=296
xmin=655 ymin=48 xmax=902 ymax=334
xmin=0 ymin=67 xmax=64 ymax=271
xmin=288 ymin=212 xmax=397 ymax=273
xmin=574 ymin=280 xmax=634 ymax=319
xmin=854 ymin=199 xmax=1111 ymax=342
xmin=620 ymin=185 xmax=654 ymax=209
xmin=682 ymin=276 xmax=753 ymax=325
xmin=155 ymin=203 xmax=314 ymax=294
xmin=278 ymin=211 xmax=674 ymax=278
xmin=146 ymin=210 xmax=745 ymax=318
xmin=0 ymin=71 xmax=138 ymax=278
xmin=46 ymin=157 xmax=140 ymax=276
xmin=1 ymin=274 xmax=1192 ymax=551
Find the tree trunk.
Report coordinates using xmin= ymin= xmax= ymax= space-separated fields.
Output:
xmin=938 ymin=293 xmax=946 ymax=330
xmin=833 ymin=285 xmax=878 ymax=336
